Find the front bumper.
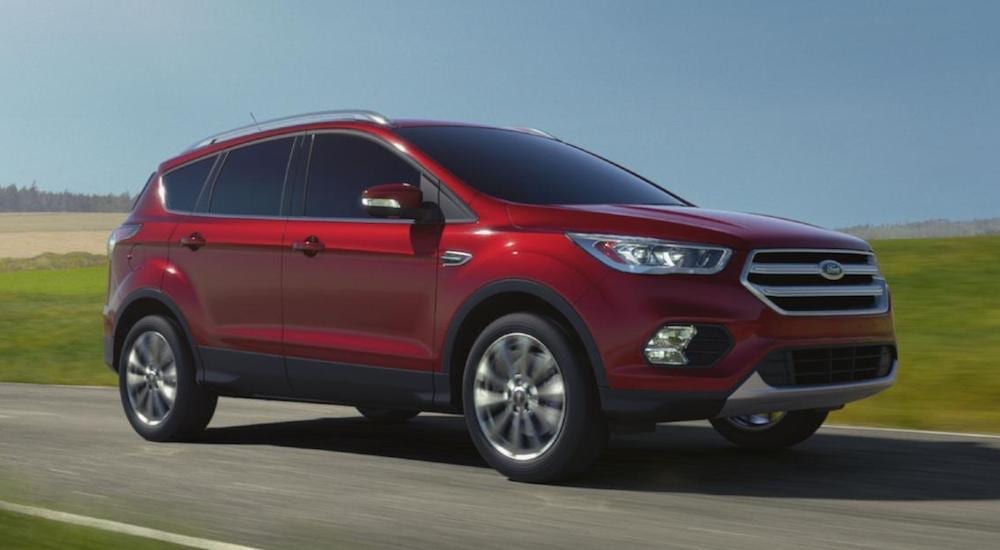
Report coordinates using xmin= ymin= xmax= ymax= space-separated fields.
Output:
xmin=717 ymin=361 xmax=897 ymax=417
xmin=600 ymin=360 xmax=897 ymax=423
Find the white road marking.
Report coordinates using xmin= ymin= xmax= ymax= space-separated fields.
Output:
xmin=0 ymin=409 xmax=59 ymax=416
xmin=0 ymin=381 xmax=114 ymax=390
xmin=824 ymin=424 xmax=1000 ymax=440
xmin=0 ymin=500 xmax=261 ymax=550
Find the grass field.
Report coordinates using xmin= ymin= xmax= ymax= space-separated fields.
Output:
xmin=830 ymin=235 xmax=1000 ymax=432
xmin=0 ymin=235 xmax=998 ymax=432
xmin=0 ymin=265 xmax=112 ymax=385
xmin=0 ymin=212 xmax=122 ymax=258
xmin=0 ymin=509 xmax=185 ymax=550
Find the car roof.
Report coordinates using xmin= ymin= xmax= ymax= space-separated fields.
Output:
xmin=163 ymin=110 xmax=555 ymax=173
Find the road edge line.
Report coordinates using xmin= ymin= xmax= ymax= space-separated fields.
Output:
xmin=0 ymin=500 xmax=260 ymax=550
xmin=0 ymin=381 xmax=113 ymax=390
xmin=824 ymin=424 xmax=1000 ymax=440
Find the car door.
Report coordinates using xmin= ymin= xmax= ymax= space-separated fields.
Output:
xmin=164 ymin=136 xmax=298 ymax=397
xmin=282 ymin=131 xmax=441 ymax=407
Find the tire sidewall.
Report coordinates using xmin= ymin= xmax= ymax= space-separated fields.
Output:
xmin=462 ymin=313 xmax=604 ymax=482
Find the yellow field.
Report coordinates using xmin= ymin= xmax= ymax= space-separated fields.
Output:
xmin=0 ymin=213 xmax=123 ymax=258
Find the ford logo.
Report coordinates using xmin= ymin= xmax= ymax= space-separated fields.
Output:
xmin=819 ymin=259 xmax=845 ymax=281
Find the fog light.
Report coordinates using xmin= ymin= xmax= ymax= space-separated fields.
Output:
xmin=877 ymin=347 xmax=894 ymax=377
xmin=644 ymin=325 xmax=698 ymax=366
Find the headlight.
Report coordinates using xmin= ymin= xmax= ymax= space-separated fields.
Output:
xmin=567 ymin=233 xmax=731 ymax=275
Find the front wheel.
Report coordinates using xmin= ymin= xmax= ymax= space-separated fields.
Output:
xmin=710 ymin=409 xmax=828 ymax=450
xmin=463 ymin=313 xmax=607 ymax=483
xmin=118 ymin=315 xmax=217 ymax=442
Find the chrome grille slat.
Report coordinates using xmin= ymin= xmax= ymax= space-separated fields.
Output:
xmin=741 ymin=248 xmax=890 ymax=316
xmin=757 ymin=284 xmax=885 ymax=297
xmin=748 ymin=263 xmax=880 ymax=276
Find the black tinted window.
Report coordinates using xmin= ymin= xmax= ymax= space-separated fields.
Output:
xmin=162 ymin=157 xmax=214 ymax=212
xmin=304 ymin=134 xmax=421 ymax=218
xmin=210 ymin=138 xmax=293 ymax=216
xmin=396 ymin=126 xmax=683 ymax=206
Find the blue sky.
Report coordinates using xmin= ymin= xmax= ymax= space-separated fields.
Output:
xmin=1 ymin=0 xmax=996 ymax=228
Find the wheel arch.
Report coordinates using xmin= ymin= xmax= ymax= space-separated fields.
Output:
xmin=113 ymin=290 xmax=200 ymax=377
xmin=440 ymin=279 xmax=607 ymax=410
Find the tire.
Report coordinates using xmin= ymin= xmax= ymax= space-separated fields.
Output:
xmin=118 ymin=315 xmax=217 ymax=442
xmin=357 ymin=407 xmax=419 ymax=423
xmin=710 ymin=409 xmax=828 ymax=450
xmin=462 ymin=313 xmax=607 ymax=483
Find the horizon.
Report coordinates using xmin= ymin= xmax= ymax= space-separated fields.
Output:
xmin=1 ymin=0 xmax=997 ymax=228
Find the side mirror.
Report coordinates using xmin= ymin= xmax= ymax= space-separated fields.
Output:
xmin=361 ymin=183 xmax=423 ymax=219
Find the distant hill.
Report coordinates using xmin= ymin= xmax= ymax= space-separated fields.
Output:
xmin=839 ymin=218 xmax=1000 ymax=240
xmin=0 ymin=183 xmax=131 ymax=213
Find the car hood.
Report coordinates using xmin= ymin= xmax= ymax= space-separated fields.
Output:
xmin=506 ymin=204 xmax=870 ymax=251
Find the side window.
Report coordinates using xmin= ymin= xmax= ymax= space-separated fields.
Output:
xmin=161 ymin=157 xmax=214 ymax=212
xmin=210 ymin=138 xmax=294 ymax=216
xmin=304 ymin=134 xmax=421 ymax=218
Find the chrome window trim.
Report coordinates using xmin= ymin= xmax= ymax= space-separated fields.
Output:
xmin=740 ymin=248 xmax=890 ymax=317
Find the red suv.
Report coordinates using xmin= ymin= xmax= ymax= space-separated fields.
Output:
xmin=104 ymin=110 xmax=897 ymax=482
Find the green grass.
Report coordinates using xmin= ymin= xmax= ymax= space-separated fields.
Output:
xmin=0 ymin=509 xmax=186 ymax=550
xmin=0 ymin=252 xmax=107 ymax=272
xmin=0 ymin=265 xmax=114 ymax=386
xmin=830 ymin=235 xmax=1000 ymax=432
xmin=1 ymin=238 xmax=999 ymax=432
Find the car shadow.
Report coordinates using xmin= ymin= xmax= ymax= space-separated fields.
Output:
xmin=200 ymin=415 xmax=1000 ymax=501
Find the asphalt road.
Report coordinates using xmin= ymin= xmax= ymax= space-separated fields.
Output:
xmin=1 ymin=383 xmax=998 ymax=549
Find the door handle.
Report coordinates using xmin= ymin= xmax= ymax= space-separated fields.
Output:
xmin=292 ymin=235 xmax=325 ymax=257
xmin=179 ymin=232 xmax=206 ymax=251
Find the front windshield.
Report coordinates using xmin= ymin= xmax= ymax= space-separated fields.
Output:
xmin=396 ymin=126 xmax=685 ymax=206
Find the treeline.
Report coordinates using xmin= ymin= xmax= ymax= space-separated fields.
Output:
xmin=0 ymin=183 xmax=132 ymax=212
xmin=840 ymin=218 xmax=1000 ymax=240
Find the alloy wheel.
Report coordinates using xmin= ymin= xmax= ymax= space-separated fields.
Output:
xmin=124 ymin=331 xmax=178 ymax=426
xmin=726 ymin=411 xmax=787 ymax=431
xmin=472 ymin=333 xmax=567 ymax=461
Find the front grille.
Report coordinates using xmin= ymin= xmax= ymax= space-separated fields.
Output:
xmin=757 ymin=345 xmax=896 ymax=387
xmin=683 ymin=325 xmax=733 ymax=366
xmin=741 ymin=249 xmax=889 ymax=315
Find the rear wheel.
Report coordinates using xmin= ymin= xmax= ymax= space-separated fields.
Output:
xmin=710 ymin=409 xmax=827 ymax=450
xmin=357 ymin=407 xmax=419 ymax=424
xmin=463 ymin=313 xmax=607 ymax=483
xmin=118 ymin=315 xmax=217 ymax=442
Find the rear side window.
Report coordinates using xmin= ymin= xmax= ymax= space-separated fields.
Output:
xmin=161 ymin=157 xmax=214 ymax=212
xmin=304 ymin=134 xmax=421 ymax=218
xmin=210 ymin=138 xmax=294 ymax=216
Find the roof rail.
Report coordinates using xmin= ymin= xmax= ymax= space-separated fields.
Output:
xmin=185 ymin=109 xmax=391 ymax=151
xmin=509 ymin=127 xmax=557 ymax=139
